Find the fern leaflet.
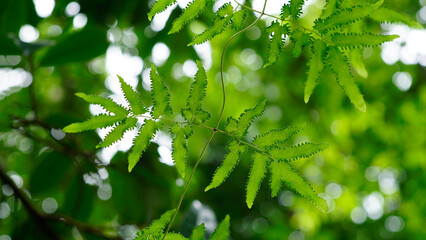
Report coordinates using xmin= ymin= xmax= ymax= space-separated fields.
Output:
xmin=370 ymin=6 xmax=423 ymax=29
xmin=151 ymin=65 xmax=172 ymax=118
xmin=314 ymin=0 xmax=383 ymax=33
xmin=289 ymin=0 xmax=305 ymax=19
xmin=291 ymin=29 xmax=311 ymax=57
xmin=264 ymin=21 xmax=289 ymax=67
xmin=169 ymin=0 xmax=209 ymax=34
xmin=252 ymin=123 xmax=306 ymax=149
xmin=328 ymin=47 xmax=366 ymax=112
xmin=148 ymin=0 xmax=177 ymax=21
xmin=128 ymin=119 xmax=160 ymax=172
xmin=171 ymin=124 xmax=192 ymax=178
xmin=63 ymin=114 xmax=125 ymax=133
xmin=188 ymin=3 xmax=233 ymax=46
xmin=190 ymin=224 xmax=205 ymax=240
xmin=304 ymin=39 xmax=327 ymax=103
xmin=270 ymin=161 xmax=328 ymax=212
xmin=269 ymin=142 xmax=328 ymax=161
xmin=232 ymin=9 xmax=248 ymax=30
xmin=234 ymin=100 xmax=266 ymax=138
xmin=182 ymin=60 xmax=210 ymax=123
xmin=205 ymin=140 xmax=247 ymax=191
xmin=118 ymin=76 xmax=147 ymax=116
xmin=136 ymin=209 xmax=175 ymax=240
xmin=75 ymin=92 xmax=129 ymax=117
xmin=329 ymin=33 xmax=399 ymax=48
xmin=246 ymin=153 xmax=269 ymax=208
xmin=96 ymin=117 xmax=137 ymax=148
xmin=210 ymin=215 xmax=231 ymax=240
xmin=350 ymin=48 xmax=368 ymax=78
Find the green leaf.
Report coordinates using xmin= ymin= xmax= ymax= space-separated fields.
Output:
xmin=76 ymin=93 xmax=129 ymax=117
xmin=188 ymin=4 xmax=233 ymax=46
xmin=269 ymin=142 xmax=328 ymax=161
xmin=40 ymin=27 xmax=108 ymax=66
xmin=96 ymin=117 xmax=137 ymax=148
xmin=328 ymin=47 xmax=366 ymax=112
xmin=232 ymin=9 xmax=248 ymax=30
xmin=171 ymin=124 xmax=192 ymax=178
xmin=150 ymin=65 xmax=172 ymax=118
xmin=235 ymin=100 xmax=266 ymax=138
xmin=350 ymin=48 xmax=368 ymax=78
xmin=264 ymin=21 xmax=289 ymax=67
xmin=291 ymin=29 xmax=311 ymax=57
xmin=128 ymin=120 xmax=159 ymax=172
xmin=270 ymin=161 xmax=328 ymax=212
xmin=304 ymin=39 xmax=327 ymax=103
xmin=314 ymin=0 xmax=383 ymax=33
xmin=182 ymin=60 xmax=210 ymax=123
xmin=63 ymin=114 xmax=125 ymax=133
xmin=118 ymin=75 xmax=147 ymax=116
xmin=329 ymin=33 xmax=399 ymax=48
xmin=370 ymin=6 xmax=423 ymax=29
xmin=210 ymin=215 xmax=231 ymax=240
xmin=320 ymin=0 xmax=338 ymax=19
xmin=148 ymin=0 xmax=177 ymax=21
xmin=205 ymin=140 xmax=247 ymax=191
xmin=169 ymin=0 xmax=209 ymax=34
xmin=246 ymin=153 xmax=268 ymax=208
xmin=190 ymin=224 xmax=205 ymax=240
xmin=253 ymin=123 xmax=306 ymax=149
xmin=189 ymin=15 xmax=232 ymax=46
xmin=290 ymin=0 xmax=305 ymax=19
xmin=137 ymin=209 xmax=175 ymax=239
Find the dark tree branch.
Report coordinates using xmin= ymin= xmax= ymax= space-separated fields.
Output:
xmin=0 ymin=163 xmax=123 ymax=240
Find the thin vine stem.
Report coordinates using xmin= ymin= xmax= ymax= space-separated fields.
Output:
xmin=162 ymin=1 xmax=268 ymax=238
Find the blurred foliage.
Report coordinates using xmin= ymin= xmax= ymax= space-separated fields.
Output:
xmin=0 ymin=0 xmax=425 ymax=240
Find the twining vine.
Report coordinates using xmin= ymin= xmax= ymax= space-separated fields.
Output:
xmin=63 ymin=0 xmax=421 ymax=239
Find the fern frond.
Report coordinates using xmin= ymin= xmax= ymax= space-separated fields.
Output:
xmin=252 ymin=123 xmax=306 ymax=149
xmin=147 ymin=0 xmax=177 ymax=21
xmin=171 ymin=124 xmax=192 ymax=178
xmin=96 ymin=117 xmax=137 ymax=148
xmin=269 ymin=142 xmax=328 ymax=161
xmin=328 ymin=47 xmax=366 ymax=112
xmin=314 ymin=0 xmax=383 ymax=33
xmin=270 ymin=161 xmax=328 ymax=212
xmin=75 ymin=93 xmax=129 ymax=117
xmin=370 ymin=6 xmax=423 ymax=29
xmin=291 ymin=29 xmax=311 ymax=57
xmin=63 ymin=114 xmax=125 ymax=133
xmin=246 ymin=153 xmax=269 ymax=208
xmin=150 ymin=65 xmax=172 ymax=118
xmin=210 ymin=215 xmax=231 ymax=240
xmin=128 ymin=120 xmax=160 ymax=172
xmin=190 ymin=224 xmax=205 ymax=240
xmin=169 ymin=0 xmax=209 ymax=34
xmin=118 ymin=75 xmax=146 ymax=116
xmin=304 ymin=39 xmax=327 ymax=103
xmin=330 ymin=33 xmax=399 ymax=48
xmin=182 ymin=60 xmax=210 ymax=123
xmin=264 ymin=22 xmax=289 ymax=67
xmin=350 ymin=48 xmax=368 ymax=78
xmin=235 ymin=100 xmax=266 ymax=138
xmin=290 ymin=0 xmax=305 ymax=19
xmin=205 ymin=140 xmax=247 ymax=191
xmin=232 ymin=9 xmax=248 ymax=30
xmin=188 ymin=3 xmax=233 ymax=46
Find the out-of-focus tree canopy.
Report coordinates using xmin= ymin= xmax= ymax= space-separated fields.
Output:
xmin=0 ymin=0 xmax=425 ymax=239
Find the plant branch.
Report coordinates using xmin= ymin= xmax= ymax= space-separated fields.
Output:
xmin=162 ymin=1 xmax=269 ymax=238
xmin=0 ymin=163 xmax=123 ymax=240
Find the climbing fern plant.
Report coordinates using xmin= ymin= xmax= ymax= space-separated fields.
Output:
xmin=64 ymin=0 xmax=420 ymax=239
